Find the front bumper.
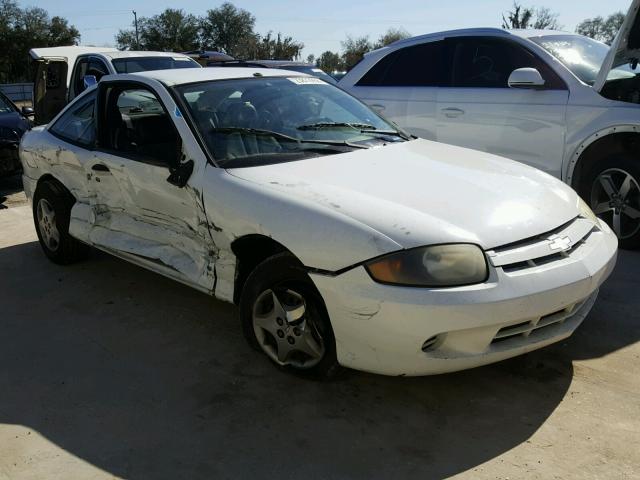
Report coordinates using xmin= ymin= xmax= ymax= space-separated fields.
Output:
xmin=310 ymin=221 xmax=618 ymax=376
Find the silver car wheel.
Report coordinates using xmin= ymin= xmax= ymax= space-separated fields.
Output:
xmin=590 ymin=168 xmax=640 ymax=239
xmin=252 ymin=288 xmax=326 ymax=368
xmin=36 ymin=198 xmax=60 ymax=251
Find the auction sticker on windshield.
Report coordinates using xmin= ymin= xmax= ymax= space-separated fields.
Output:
xmin=288 ymin=77 xmax=327 ymax=85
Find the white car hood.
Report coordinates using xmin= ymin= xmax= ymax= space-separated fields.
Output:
xmin=227 ymin=139 xmax=579 ymax=250
xmin=594 ymin=0 xmax=640 ymax=92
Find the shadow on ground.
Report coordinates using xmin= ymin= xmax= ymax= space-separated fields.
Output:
xmin=0 ymin=242 xmax=638 ymax=479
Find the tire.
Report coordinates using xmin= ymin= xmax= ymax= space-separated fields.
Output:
xmin=580 ymin=155 xmax=640 ymax=250
xmin=33 ymin=180 xmax=89 ymax=264
xmin=239 ymin=252 xmax=339 ymax=379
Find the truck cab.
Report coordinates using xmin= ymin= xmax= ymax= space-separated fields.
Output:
xmin=30 ymin=47 xmax=201 ymax=125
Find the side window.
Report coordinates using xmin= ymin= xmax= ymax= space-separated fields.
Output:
xmin=72 ymin=58 xmax=89 ymax=98
xmin=448 ymin=37 xmax=565 ymax=89
xmin=103 ymin=87 xmax=179 ymax=167
xmin=87 ymin=58 xmax=109 ymax=81
xmin=356 ymin=41 xmax=444 ymax=87
xmin=49 ymin=91 xmax=97 ymax=147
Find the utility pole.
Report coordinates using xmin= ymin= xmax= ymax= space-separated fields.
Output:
xmin=132 ymin=10 xmax=139 ymax=50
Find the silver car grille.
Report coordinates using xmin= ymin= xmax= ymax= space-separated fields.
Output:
xmin=486 ymin=217 xmax=596 ymax=273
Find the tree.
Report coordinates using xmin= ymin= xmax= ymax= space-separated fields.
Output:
xmin=341 ymin=35 xmax=372 ymax=71
xmin=116 ymin=8 xmax=199 ymax=51
xmin=576 ymin=12 xmax=625 ymax=45
xmin=317 ymin=50 xmax=343 ymax=72
xmin=0 ymin=1 xmax=80 ymax=82
xmin=374 ymin=27 xmax=410 ymax=49
xmin=246 ymin=32 xmax=303 ymax=60
xmin=502 ymin=3 xmax=562 ymax=30
xmin=306 ymin=53 xmax=315 ymax=65
xmin=200 ymin=2 xmax=256 ymax=57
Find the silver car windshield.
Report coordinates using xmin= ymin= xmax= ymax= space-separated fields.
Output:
xmin=531 ymin=35 xmax=617 ymax=86
xmin=175 ymin=77 xmax=408 ymax=167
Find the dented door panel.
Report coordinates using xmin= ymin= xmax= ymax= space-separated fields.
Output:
xmin=84 ymin=151 xmax=216 ymax=291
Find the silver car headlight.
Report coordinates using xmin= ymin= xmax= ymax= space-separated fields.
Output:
xmin=365 ymin=244 xmax=488 ymax=287
xmin=577 ymin=197 xmax=598 ymax=224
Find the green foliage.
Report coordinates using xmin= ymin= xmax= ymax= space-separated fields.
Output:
xmin=502 ymin=3 xmax=562 ymax=30
xmin=116 ymin=2 xmax=304 ymax=60
xmin=116 ymin=8 xmax=199 ymax=51
xmin=199 ymin=2 xmax=256 ymax=57
xmin=317 ymin=50 xmax=343 ymax=73
xmin=374 ymin=28 xmax=410 ymax=49
xmin=341 ymin=35 xmax=372 ymax=71
xmin=576 ymin=12 xmax=625 ymax=45
xmin=0 ymin=0 xmax=80 ymax=82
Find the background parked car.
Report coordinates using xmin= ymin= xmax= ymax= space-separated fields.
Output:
xmin=339 ymin=20 xmax=640 ymax=248
xmin=30 ymin=46 xmax=201 ymax=125
xmin=183 ymin=50 xmax=235 ymax=66
xmin=0 ymin=90 xmax=30 ymax=176
xmin=209 ymin=60 xmax=338 ymax=83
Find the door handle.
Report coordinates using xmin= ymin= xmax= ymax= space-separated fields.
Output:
xmin=370 ymin=103 xmax=386 ymax=111
xmin=441 ymin=107 xmax=465 ymax=118
xmin=91 ymin=164 xmax=110 ymax=172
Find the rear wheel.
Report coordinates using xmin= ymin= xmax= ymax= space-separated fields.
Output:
xmin=239 ymin=252 xmax=339 ymax=378
xmin=581 ymin=156 xmax=640 ymax=249
xmin=33 ymin=180 xmax=89 ymax=264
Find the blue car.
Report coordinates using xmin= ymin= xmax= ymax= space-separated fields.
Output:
xmin=0 ymin=90 xmax=31 ymax=176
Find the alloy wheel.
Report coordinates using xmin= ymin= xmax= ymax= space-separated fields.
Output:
xmin=36 ymin=198 xmax=60 ymax=251
xmin=590 ymin=168 xmax=640 ymax=239
xmin=252 ymin=288 xmax=326 ymax=368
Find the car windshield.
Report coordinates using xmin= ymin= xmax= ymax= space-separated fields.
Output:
xmin=531 ymin=34 xmax=634 ymax=86
xmin=112 ymin=56 xmax=200 ymax=73
xmin=0 ymin=94 xmax=14 ymax=113
xmin=175 ymin=76 xmax=408 ymax=167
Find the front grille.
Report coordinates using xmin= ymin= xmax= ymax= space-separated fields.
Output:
xmin=487 ymin=217 xmax=596 ymax=273
xmin=492 ymin=299 xmax=586 ymax=344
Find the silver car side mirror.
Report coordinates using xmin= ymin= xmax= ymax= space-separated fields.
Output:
xmin=508 ymin=68 xmax=546 ymax=89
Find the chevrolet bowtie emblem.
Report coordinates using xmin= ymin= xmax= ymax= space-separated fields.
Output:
xmin=549 ymin=236 xmax=571 ymax=251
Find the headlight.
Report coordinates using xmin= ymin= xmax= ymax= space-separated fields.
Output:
xmin=365 ymin=244 xmax=488 ymax=287
xmin=577 ymin=197 xmax=598 ymax=224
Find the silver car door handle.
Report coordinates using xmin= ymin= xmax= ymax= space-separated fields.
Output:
xmin=441 ymin=107 xmax=465 ymax=118
xmin=370 ymin=103 xmax=386 ymax=111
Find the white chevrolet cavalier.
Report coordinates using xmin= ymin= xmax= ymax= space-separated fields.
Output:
xmin=20 ymin=68 xmax=617 ymax=377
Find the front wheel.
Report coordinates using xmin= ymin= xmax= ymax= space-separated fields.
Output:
xmin=582 ymin=156 xmax=640 ymax=249
xmin=239 ymin=252 xmax=339 ymax=378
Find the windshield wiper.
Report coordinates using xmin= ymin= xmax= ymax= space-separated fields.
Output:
xmin=297 ymin=122 xmax=411 ymax=141
xmin=209 ymin=127 xmax=369 ymax=149
xmin=360 ymin=129 xmax=411 ymax=141
xmin=297 ymin=122 xmax=375 ymax=131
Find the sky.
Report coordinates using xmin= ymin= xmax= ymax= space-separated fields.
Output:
xmin=24 ymin=0 xmax=633 ymax=57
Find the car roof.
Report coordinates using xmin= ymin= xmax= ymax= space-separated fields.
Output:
xmin=384 ymin=27 xmax=576 ymax=50
xmin=29 ymin=45 xmax=118 ymax=60
xmin=129 ymin=67 xmax=308 ymax=86
xmin=99 ymin=51 xmax=193 ymax=60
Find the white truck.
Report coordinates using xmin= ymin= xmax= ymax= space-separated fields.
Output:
xmin=30 ymin=46 xmax=200 ymax=125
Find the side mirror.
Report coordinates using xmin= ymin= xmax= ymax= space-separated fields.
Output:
xmin=83 ymin=75 xmax=98 ymax=90
xmin=21 ymin=106 xmax=34 ymax=116
xmin=508 ymin=68 xmax=546 ymax=89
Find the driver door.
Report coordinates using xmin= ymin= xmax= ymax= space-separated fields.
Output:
xmin=87 ymin=82 xmax=216 ymax=291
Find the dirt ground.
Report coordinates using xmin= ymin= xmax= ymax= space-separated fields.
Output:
xmin=0 ymin=177 xmax=639 ymax=480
